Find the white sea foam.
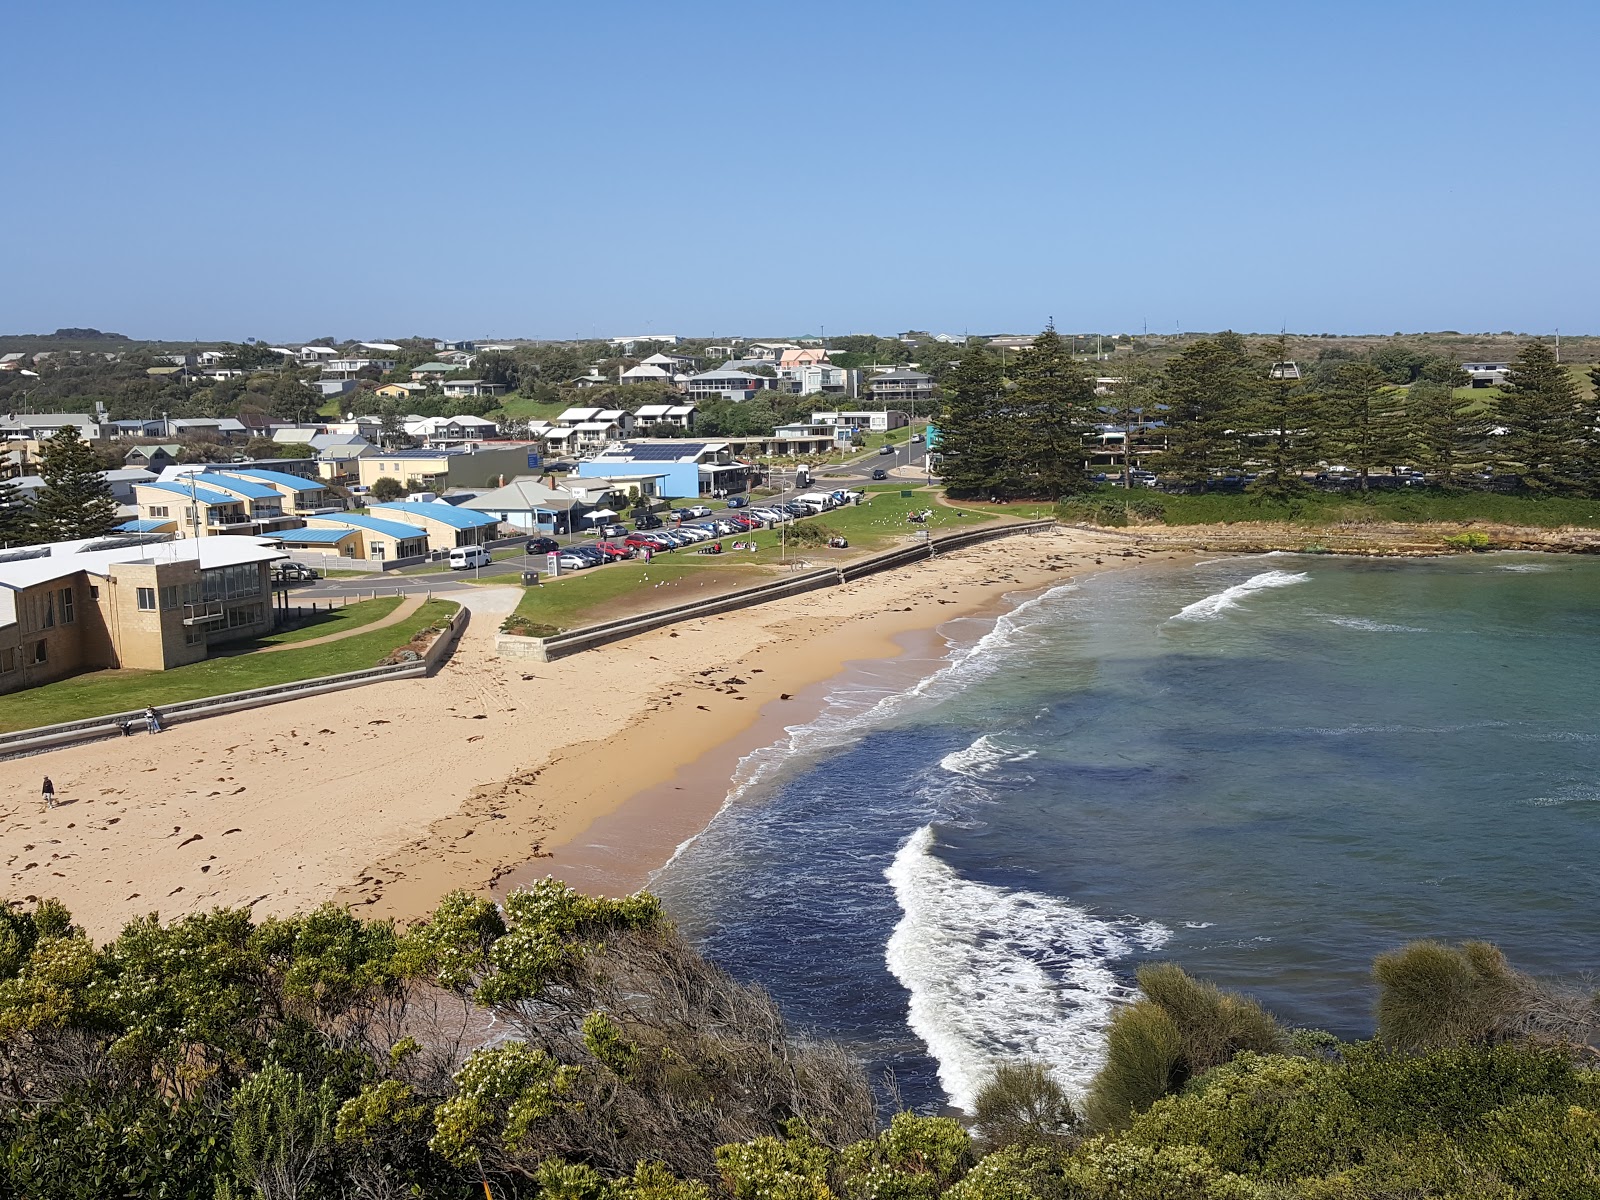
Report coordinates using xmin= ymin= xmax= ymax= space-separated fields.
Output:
xmin=938 ymin=735 xmax=1037 ymax=780
xmin=654 ymin=586 xmax=1078 ymax=877
xmin=1497 ymin=563 xmax=1553 ymax=573
xmin=884 ymin=825 xmax=1169 ymax=1111
xmin=1326 ymin=616 xmax=1429 ymax=633
xmin=1169 ymin=570 xmax=1308 ymax=622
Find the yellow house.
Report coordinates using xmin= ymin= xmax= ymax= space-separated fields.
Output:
xmin=364 ymin=501 xmax=499 ymax=548
xmin=204 ymin=468 xmax=340 ymax=516
xmin=293 ymin=514 xmax=430 ymax=561
xmin=133 ymin=481 xmax=253 ymax=538
xmin=356 ymin=445 xmax=539 ymax=492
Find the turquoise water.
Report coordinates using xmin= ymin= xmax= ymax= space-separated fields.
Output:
xmin=652 ymin=553 xmax=1600 ymax=1111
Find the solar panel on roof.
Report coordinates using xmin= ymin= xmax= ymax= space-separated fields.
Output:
xmin=619 ymin=443 xmax=706 ymax=461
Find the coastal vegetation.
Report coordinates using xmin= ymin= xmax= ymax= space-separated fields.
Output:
xmin=1054 ymin=487 xmax=1600 ymax=530
xmin=940 ymin=333 xmax=1600 ymax=510
xmin=1 ymin=883 xmax=1594 ymax=1198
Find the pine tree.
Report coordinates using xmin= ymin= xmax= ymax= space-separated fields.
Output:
xmin=32 ymin=425 xmax=119 ymax=541
xmin=1242 ymin=338 xmax=1320 ymax=499
xmin=1407 ymin=379 xmax=1489 ymax=488
xmin=935 ymin=343 xmax=1011 ymax=498
xmin=0 ymin=478 xmax=34 ymax=548
xmin=1006 ymin=328 xmax=1095 ymax=498
xmin=1322 ymin=362 xmax=1408 ymax=490
xmin=1497 ymin=340 xmax=1586 ymax=492
xmin=1161 ymin=332 xmax=1256 ymax=484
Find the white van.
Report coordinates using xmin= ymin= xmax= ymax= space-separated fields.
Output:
xmin=448 ymin=545 xmax=492 ymax=570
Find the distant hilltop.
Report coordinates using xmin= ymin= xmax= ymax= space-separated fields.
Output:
xmin=13 ymin=328 xmax=132 ymax=341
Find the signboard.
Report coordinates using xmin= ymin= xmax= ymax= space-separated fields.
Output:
xmin=526 ymin=453 xmax=542 ymax=469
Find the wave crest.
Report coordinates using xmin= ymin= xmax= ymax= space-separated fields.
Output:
xmin=1170 ymin=570 xmax=1308 ymax=622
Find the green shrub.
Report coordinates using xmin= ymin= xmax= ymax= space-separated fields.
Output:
xmin=1083 ymin=1002 xmax=1185 ymax=1131
xmin=1373 ymin=940 xmax=1527 ymax=1050
xmin=1442 ymin=530 xmax=1493 ymax=550
xmin=971 ymin=1060 xmax=1077 ymax=1149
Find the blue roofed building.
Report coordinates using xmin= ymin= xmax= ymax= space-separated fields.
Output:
xmin=132 ymin=480 xmax=255 ymax=538
xmin=207 ymin=468 xmax=340 ymax=516
xmin=298 ymin=513 xmax=431 ymax=561
xmin=366 ymin=500 xmax=500 ymax=548
xmin=577 ymin=439 xmax=748 ymax=499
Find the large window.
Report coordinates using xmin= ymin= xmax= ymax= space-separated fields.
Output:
xmin=149 ymin=505 xmax=170 ymax=517
xmin=226 ymin=603 xmax=264 ymax=629
xmin=29 ymin=640 xmax=46 ymax=665
xmin=136 ymin=587 xmax=157 ymax=611
xmin=201 ymin=563 xmax=263 ymax=601
xmin=58 ymin=587 xmax=73 ymax=625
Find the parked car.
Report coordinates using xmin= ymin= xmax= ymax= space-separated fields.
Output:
xmin=635 ymin=512 xmax=663 ymax=530
xmin=556 ymin=552 xmax=592 ymax=570
xmin=871 ymin=468 xmax=888 ymax=480
xmin=448 ymin=546 xmax=492 ymax=570
xmin=623 ymin=533 xmax=658 ymax=551
xmin=596 ymin=522 xmax=628 ymax=539
xmin=526 ymin=536 xmax=560 ymax=554
xmin=272 ymin=562 xmax=319 ymax=582
xmin=594 ymin=541 xmax=634 ymax=560
xmin=687 ymin=504 xmax=713 ymax=518
xmin=726 ymin=496 xmax=748 ymax=508
xmin=879 ymin=445 xmax=894 ymax=455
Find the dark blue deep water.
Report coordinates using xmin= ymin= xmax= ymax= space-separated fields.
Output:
xmin=651 ymin=554 xmax=1600 ymax=1111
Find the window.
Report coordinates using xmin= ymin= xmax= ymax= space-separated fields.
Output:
xmin=39 ymin=592 xmax=55 ymax=629
xmin=30 ymin=640 xmax=46 ymax=665
xmin=226 ymin=603 xmax=264 ymax=629
xmin=58 ymin=587 xmax=73 ymax=625
xmin=185 ymin=626 xmax=205 ymax=646
xmin=0 ymin=648 xmax=15 ymax=672
xmin=149 ymin=505 xmax=170 ymax=518
xmin=371 ymin=542 xmax=385 ymax=559
xmin=137 ymin=587 xmax=157 ymax=611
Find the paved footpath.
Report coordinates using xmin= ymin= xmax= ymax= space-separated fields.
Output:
xmin=259 ymin=595 xmax=425 ymax=653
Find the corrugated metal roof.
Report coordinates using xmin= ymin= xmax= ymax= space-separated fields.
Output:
xmin=197 ymin=474 xmax=280 ymax=500
xmin=272 ymin=527 xmax=355 ymax=544
xmin=115 ymin=518 xmax=174 ymax=533
xmin=307 ymin=513 xmax=431 ymax=540
xmin=368 ymin=501 xmax=498 ymax=530
xmin=225 ymin=468 xmax=326 ymax=493
xmin=141 ymin=481 xmax=245 ymax=507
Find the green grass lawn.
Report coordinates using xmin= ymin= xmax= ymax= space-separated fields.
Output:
xmin=505 ymin=556 xmax=775 ymax=633
xmin=257 ymin=596 xmax=404 ymax=646
xmin=491 ymin=397 xmax=570 ymax=423
xmin=1108 ymin=488 xmax=1600 ymax=529
xmin=802 ymin=494 xmax=1000 ymax=547
xmin=0 ymin=600 xmax=459 ymax=733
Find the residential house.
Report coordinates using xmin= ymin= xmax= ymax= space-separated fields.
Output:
xmin=12 ymin=468 xmax=156 ymax=507
xmin=409 ymin=362 xmax=458 ymax=382
xmin=745 ymin=342 xmax=798 ymax=361
xmin=619 ymin=363 xmax=676 ymax=386
xmin=437 ymin=351 xmax=477 ymax=368
xmin=458 ymin=476 xmax=585 ymax=534
xmin=290 ymin=513 xmax=430 ymax=561
xmin=867 ymin=368 xmax=934 ymax=407
xmin=358 ymin=342 xmax=403 ymax=354
xmin=633 ymin=403 xmax=696 ymax=431
xmin=132 ymin=481 xmax=254 ymax=538
xmin=0 ymin=535 xmax=283 ymax=690
xmin=638 ymin=351 xmax=701 ymax=373
xmin=125 ymin=444 xmax=183 ymax=471
xmin=440 ymin=378 xmax=507 ymax=400
xmin=168 ymin=416 xmax=249 ymax=443
xmin=434 ymin=340 xmax=477 ymax=353
xmin=311 ymin=435 xmax=375 ymax=484
xmin=183 ymin=473 xmax=303 ymax=536
xmin=1464 ymin=361 xmax=1511 ymax=387
xmin=569 ymin=371 xmax=610 ymax=389
xmin=812 ymin=409 xmax=909 ymax=433
xmin=985 ymin=335 xmax=1037 ymax=352
xmin=932 ymin=333 xmax=968 ymax=344
xmin=298 ymin=345 xmax=341 ymax=363
xmin=784 ymin=363 xmax=856 ymax=396
xmin=313 ymin=379 xmax=358 ymax=398
xmin=374 ymin=381 xmax=429 ymax=402
xmin=683 ymin=370 xmax=776 ymax=402
xmin=208 ymin=468 xmax=341 ymax=516
xmin=778 ymin=347 xmax=830 ymax=371
xmin=608 ymin=335 xmax=680 ymax=351
xmin=0 ymin=414 xmax=105 ymax=442
xmin=366 ymin=500 xmax=499 ymax=548
xmin=272 ymin=426 xmax=328 ymax=446
xmin=0 ymin=353 xmax=27 ymax=372
xmin=404 ymin=415 xmax=502 ymax=447
xmin=355 ymin=443 xmax=544 ymax=491
xmin=322 ymin=358 xmax=397 ymax=379
xmin=578 ymin=440 xmax=747 ymax=498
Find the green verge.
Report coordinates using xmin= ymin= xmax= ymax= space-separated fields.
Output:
xmin=1125 ymin=487 xmax=1600 ymax=528
xmin=255 ymin=596 xmax=404 ymax=646
xmin=506 ymin=556 xmax=774 ymax=633
xmin=804 ymin=494 xmax=998 ymax=547
xmin=0 ymin=599 xmax=459 ymax=733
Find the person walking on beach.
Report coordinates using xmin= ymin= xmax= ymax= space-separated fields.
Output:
xmin=144 ymin=706 xmax=163 ymax=734
xmin=41 ymin=776 xmax=55 ymax=810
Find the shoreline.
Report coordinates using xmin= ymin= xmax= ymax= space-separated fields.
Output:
xmin=0 ymin=527 xmax=1169 ymax=941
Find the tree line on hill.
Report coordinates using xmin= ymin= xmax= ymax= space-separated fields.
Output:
xmin=937 ymin=331 xmax=1600 ymax=501
xmin=1 ymin=880 xmax=1595 ymax=1198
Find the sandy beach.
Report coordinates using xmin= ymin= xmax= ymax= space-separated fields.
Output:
xmin=0 ymin=525 xmax=1167 ymax=941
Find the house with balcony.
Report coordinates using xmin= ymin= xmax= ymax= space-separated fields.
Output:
xmin=207 ymin=467 xmax=340 ymax=516
xmin=354 ymin=443 xmax=543 ymax=491
xmin=441 ymin=378 xmax=507 ymax=399
xmin=0 ymin=535 xmax=283 ymax=691
xmin=298 ymin=345 xmax=341 ymax=363
xmin=184 ymin=474 xmax=304 ymax=535
xmin=322 ymin=357 xmax=397 ymax=379
xmin=867 ymin=368 xmax=934 ymax=407
xmin=812 ymin=409 xmax=910 ymax=433
xmin=683 ymin=370 xmax=777 ymax=402
xmin=633 ymin=403 xmax=697 ymax=431
xmin=132 ymin=481 xmax=255 ymax=538
xmin=404 ymin=415 xmax=502 ymax=446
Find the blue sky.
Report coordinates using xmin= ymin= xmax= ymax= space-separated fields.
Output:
xmin=6 ymin=0 xmax=1596 ymax=340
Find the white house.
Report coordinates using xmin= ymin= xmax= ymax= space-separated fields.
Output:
xmin=323 ymin=358 xmax=396 ymax=379
xmin=298 ymin=345 xmax=341 ymax=363
xmin=633 ymin=403 xmax=697 ymax=430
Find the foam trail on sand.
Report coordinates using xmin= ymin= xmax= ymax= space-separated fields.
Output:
xmin=1170 ymin=570 xmax=1308 ymax=621
xmin=885 ymin=825 xmax=1170 ymax=1111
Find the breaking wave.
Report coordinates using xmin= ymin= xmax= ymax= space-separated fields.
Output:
xmin=1326 ymin=616 xmax=1428 ymax=633
xmin=884 ymin=825 xmax=1170 ymax=1111
xmin=1169 ymin=570 xmax=1308 ymax=622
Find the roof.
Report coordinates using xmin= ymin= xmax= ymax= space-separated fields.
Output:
xmin=272 ymin=526 xmax=356 ymax=545
xmin=115 ymin=519 xmax=174 ymax=533
xmin=871 ymin=368 xmax=932 ymax=382
xmin=411 ymin=362 xmax=455 ymax=372
xmin=0 ymin=535 xmax=283 ymax=594
xmin=595 ymin=441 xmax=711 ymax=463
xmin=127 ymin=444 xmax=181 ymax=457
xmin=368 ymin=501 xmax=499 ymax=530
xmin=195 ymin=474 xmax=280 ymax=500
xmin=307 ymin=513 xmax=430 ymax=540
xmin=225 ymin=468 xmax=326 ymax=493
xmin=460 ymin=478 xmax=575 ymax=512
xmin=141 ymin=481 xmax=246 ymax=507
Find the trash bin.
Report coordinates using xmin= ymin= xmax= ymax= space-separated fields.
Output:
xmin=521 ymin=570 xmax=538 ymax=585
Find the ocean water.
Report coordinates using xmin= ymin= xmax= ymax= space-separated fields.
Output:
xmin=650 ymin=553 xmax=1600 ymax=1112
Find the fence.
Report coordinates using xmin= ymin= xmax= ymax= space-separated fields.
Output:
xmin=0 ymin=607 xmax=469 ymax=761
xmin=497 ymin=519 xmax=1058 ymax=663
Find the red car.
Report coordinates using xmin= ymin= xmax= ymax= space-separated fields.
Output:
xmin=728 ymin=514 xmax=760 ymax=530
xmin=594 ymin=541 xmax=634 ymax=561
xmin=623 ymin=533 xmax=659 ymax=552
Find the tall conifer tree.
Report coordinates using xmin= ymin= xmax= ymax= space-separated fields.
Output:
xmin=0 ymin=478 xmax=33 ymax=548
xmin=1498 ymin=340 xmax=1586 ymax=492
xmin=1161 ymin=332 xmax=1256 ymax=483
xmin=1007 ymin=328 xmax=1095 ymax=497
xmin=935 ymin=343 xmax=1009 ymax=497
xmin=1323 ymin=362 xmax=1407 ymax=490
xmin=1243 ymin=338 xmax=1320 ymax=498
xmin=32 ymin=425 xmax=118 ymax=541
